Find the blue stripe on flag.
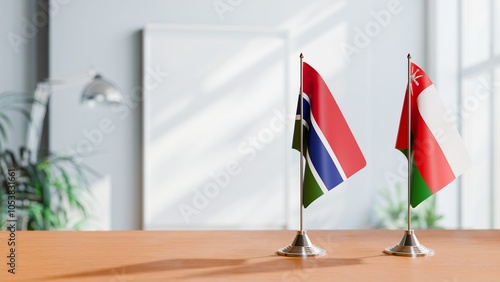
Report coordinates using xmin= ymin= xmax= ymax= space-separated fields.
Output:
xmin=299 ymin=97 xmax=311 ymax=126
xmin=308 ymin=122 xmax=344 ymax=190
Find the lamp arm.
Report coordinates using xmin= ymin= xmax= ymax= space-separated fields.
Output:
xmin=43 ymin=68 xmax=97 ymax=91
xmin=25 ymin=83 xmax=51 ymax=162
xmin=25 ymin=68 xmax=96 ymax=161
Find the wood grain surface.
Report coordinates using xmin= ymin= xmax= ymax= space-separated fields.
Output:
xmin=0 ymin=230 xmax=499 ymax=281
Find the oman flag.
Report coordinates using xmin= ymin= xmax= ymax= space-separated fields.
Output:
xmin=293 ymin=62 xmax=366 ymax=208
xmin=396 ymin=62 xmax=472 ymax=208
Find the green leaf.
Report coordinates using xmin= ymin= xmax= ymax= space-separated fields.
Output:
xmin=28 ymin=203 xmax=44 ymax=230
xmin=1 ymin=144 xmax=93 ymax=230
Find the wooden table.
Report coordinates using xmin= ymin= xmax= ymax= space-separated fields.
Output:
xmin=0 ymin=230 xmax=499 ymax=281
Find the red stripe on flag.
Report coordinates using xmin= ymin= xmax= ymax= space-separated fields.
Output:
xmin=413 ymin=109 xmax=456 ymax=192
xmin=395 ymin=87 xmax=410 ymax=150
xmin=303 ymin=62 xmax=366 ymax=177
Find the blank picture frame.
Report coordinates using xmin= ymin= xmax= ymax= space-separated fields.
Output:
xmin=142 ymin=24 xmax=292 ymax=229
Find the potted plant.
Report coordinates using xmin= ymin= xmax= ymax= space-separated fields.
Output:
xmin=0 ymin=92 xmax=93 ymax=230
xmin=372 ymin=182 xmax=444 ymax=229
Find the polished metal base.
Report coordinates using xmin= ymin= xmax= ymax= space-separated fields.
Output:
xmin=383 ymin=230 xmax=434 ymax=257
xmin=277 ymin=230 xmax=326 ymax=257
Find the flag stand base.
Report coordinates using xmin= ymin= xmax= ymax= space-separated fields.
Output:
xmin=277 ymin=230 xmax=326 ymax=257
xmin=383 ymin=230 xmax=434 ymax=257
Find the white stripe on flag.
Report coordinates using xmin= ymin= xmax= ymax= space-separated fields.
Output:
xmin=306 ymin=151 xmax=329 ymax=194
xmin=296 ymin=115 xmax=310 ymax=130
xmin=417 ymin=84 xmax=472 ymax=177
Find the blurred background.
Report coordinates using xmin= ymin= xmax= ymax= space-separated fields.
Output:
xmin=1 ymin=0 xmax=498 ymax=230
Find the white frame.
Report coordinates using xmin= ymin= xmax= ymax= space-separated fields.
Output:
xmin=142 ymin=24 xmax=291 ymax=230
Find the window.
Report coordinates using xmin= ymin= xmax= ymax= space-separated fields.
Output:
xmin=430 ymin=0 xmax=500 ymax=229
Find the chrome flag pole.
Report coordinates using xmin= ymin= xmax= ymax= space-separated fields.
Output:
xmin=300 ymin=52 xmax=305 ymax=233
xmin=277 ymin=53 xmax=325 ymax=257
xmin=383 ymin=54 xmax=434 ymax=257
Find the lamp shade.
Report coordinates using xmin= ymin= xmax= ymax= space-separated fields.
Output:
xmin=81 ymin=74 xmax=122 ymax=105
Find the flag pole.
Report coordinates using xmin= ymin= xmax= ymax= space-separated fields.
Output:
xmin=406 ymin=53 xmax=412 ymax=233
xmin=277 ymin=53 xmax=325 ymax=257
xmin=383 ymin=53 xmax=434 ymax=257
xmin=299 ymin=53 xmax=304 ymax=232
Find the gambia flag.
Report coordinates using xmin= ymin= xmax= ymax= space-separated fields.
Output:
xmin=396 ymin=62 xmax=472 ymax=208
xmin=292 ymin=62 xmax=366 ymax=208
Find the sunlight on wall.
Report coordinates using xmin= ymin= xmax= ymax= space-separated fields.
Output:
xmin=142 ymin=0 xmax=418 ymax=230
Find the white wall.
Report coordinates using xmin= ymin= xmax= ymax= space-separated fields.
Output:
xmin=49 ymin=0 xmax=426 ymax=230
xmin=0 ymin=0 xmax=38 ymax=150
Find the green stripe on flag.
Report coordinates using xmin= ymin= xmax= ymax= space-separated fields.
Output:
xmin=293 ymin=119 xmax=323 ymax=208
xmin=303 ymin=163 xmax=325 ymax=208
xmin=292 ymin=120 xmax=306 ymax=153
xmin=400 ymin=149 xmax=434 ymax=208
xmin=410 ymin=162 xmax=434 ymax=208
